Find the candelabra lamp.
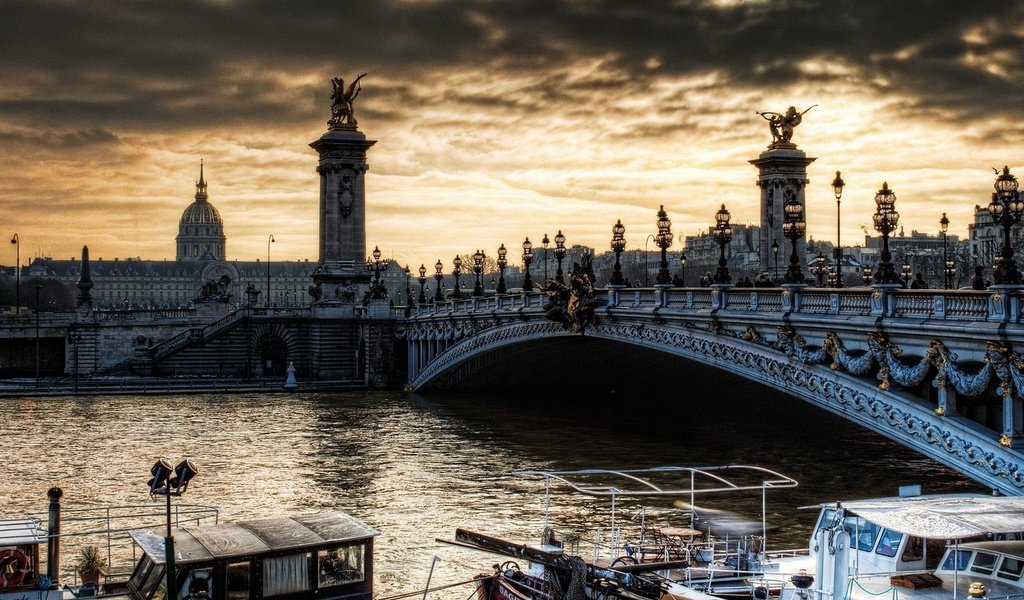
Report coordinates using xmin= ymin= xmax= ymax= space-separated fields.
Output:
xmin=610 ymin=219 xmax=626 ymax=286
xmin=783 ymin=195 xmax=806 ymax=284
xmin=655 ymin=205 xmax=674 ymax=285
xmin=418 ymin=264 xmax=427 ymax=304
xmin=872 ymin=182 xmax=902 ymax=285
xmin=940 ymin=212 xmax=950 ymax=289
xmin=452 ymin=255 xmax=463 ymax=299
xmin=496 ymin=244 xmax=508 ymax=294
xmin=521 ymin=238 xmax=534 ymax=292
xmin=832 ymin=170 xmax=845 ymax=287
xmin=472 ymin=249 xmax=484 ymax=297
xmin=990 ymin=166 xmax=1023 ymax=285
xmin=713 ymin=204 xmax=732 ymax=284
xmin=553 ymin=230 xmax=566 ymax=283
xmin=433 ymin=260 xmax=445 ymax=302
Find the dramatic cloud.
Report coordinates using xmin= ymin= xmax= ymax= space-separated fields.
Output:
xmin=1 ymin=0 xmax=1022 ymax=267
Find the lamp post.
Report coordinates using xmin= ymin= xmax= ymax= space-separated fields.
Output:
xmin=771 ymin=239 xmax=779 ymax=283
xmin=655 ymin=205 xmax=674 ymax=285
xmin=872 ymin=182 xmax=902 ymax=285
xmin=542 ymin=233 xmax=550 ymax=282
xmin=862 ymin=265 xmax=873 ymax=286
xmin=496 ymin=244 xmax=508 ymax=294
xmin=940 ymin=212 xmax=950 ymax=289
xmin=643 ymin=234 xmax=655 ymax=287
xmin=521 ymin=238 xmax=534 ymax=292
xmin=266 ymin=234 xmax=275 ymax=307
xmin=418 ymin=264 xmax=427 ymax=304
xmin=990 ymin=166 xmax=1023 ymax=285
xmin=713 ymin=204 xmax=733 ymax=284
xmin=433 ymin=260 xmax=445 ymax=302
xmin=901 ymin=259 xmax=912 ymax=285
xmin=783 ymin=195 xmax=806 ymax=284
xmin=553 ymin=230 xmax=566 ymax=284
xmin=609 ymin=220 xmax=626 ymax=286
xmin=832 ymin=171 xmax=846 ymax=287
xmin=471 ymin=249 xmax=484 ymax=296
xmin=34 ymin=283 xmax=41 ymax=386
xmin=814 ymin=251 xmax=827 ymax=286
xmin=452 ymin=255 xmax=463 ymax=299
xmin=147 ymin=458 xmax=199 ymax=600
xmin=679 ymin=251 xmax=687 ymax=287
xmin=10 ymin=233 xmax=19 ymax=314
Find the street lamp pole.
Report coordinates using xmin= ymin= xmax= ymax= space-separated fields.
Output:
xmin=872 ymin=182 xmax=902 ymax=285
xmin=10 ymin=234 xmax=19 ymax=314
xmin=266 ymin=234 xmax=275 ymax=307
xmin=713 ymin=204 xmax=733 ymax=284
xmin=655 ymin=205 xmax=674 ymax=285
xmin=610 ymin=220 xmax=626 ymax=286
xmin=990 ymin=166 xmax=1023 ymax=285
xmin=832 ymin=171 xmax=846 ymax=287
xmin=418 ymin=264 xmax=427 ymax=304
xmin=644 ymin=234 xmax=655 ymax=287
xmin=496 ymin=244 xmax=508 ymax=294
xmin=472 ymin=249 xmax=484 ymax=297
xmin=452 ymin=256 xmax=463 ymax=299
xmin=940 ymin=212 xmax=950 ymax=289
xmin=541 ymin=234 xmax=550 ymax=282
xmin=147 ymin=459 xmax=199 ymax=600
xmin=553 ymin=231 xmax=566 ymax=284
xmin=521 ymin=238 xmax=534 ymax=292
xmin=679 ymin=251 xmax=687 ymax=287
xmin=433 ymin=260 xmax=445 ymax=302
xmin=783 ymin=195 xmax=807 ymax=284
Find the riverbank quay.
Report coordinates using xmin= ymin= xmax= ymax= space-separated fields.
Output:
xmin=0 ymin=376 xmax=366 ymax=397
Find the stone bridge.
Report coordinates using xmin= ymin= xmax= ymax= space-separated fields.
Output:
xmin=405 ymin=285 xmax=1024 ymax=495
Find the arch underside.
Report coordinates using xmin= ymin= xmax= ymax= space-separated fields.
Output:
xmin=411 ymin=320 xmax=1024 ymax=496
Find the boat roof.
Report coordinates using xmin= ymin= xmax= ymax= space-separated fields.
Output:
xmin=838 ymin=494 xmax=1024 ymax=539
xmin=957 ymin=540 xmax=1024 ymax=560
xmin=129 ymin=511 xmax=378 ymax=565
xmin=512 ymin=465 xmax=798 ymax=497
xmin=0 ymin=518 xmax=47 ymax=546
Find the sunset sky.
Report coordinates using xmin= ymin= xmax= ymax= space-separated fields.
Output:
xmin=3 ymin=1 xmax=1023 ymax=270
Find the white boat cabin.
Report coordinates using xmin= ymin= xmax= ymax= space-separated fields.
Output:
xmin=126 ymin=511 xmax=378 ymax=600
xmin=0 ymin=518 xmax=60 ymax=600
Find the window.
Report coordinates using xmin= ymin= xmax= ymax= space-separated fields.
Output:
xmin=998 ymin=556 xmax=1024 ymax=581
xmin=875 ymin=528 xmax=902 ymax=557
xmin=225 ymin=561 xmax=250 ymax=600
xmin=901 ymin=536 xmax=924 ymax=562
xmin=318 ymin=545 xmax=365 ymax=587
xmin=971 ymin=552 xmax=997 ymax=575
xmin=846 ymin=517 xmax=879 ymax=552
xmin=263 ymin=554 xmax=310 ymax=596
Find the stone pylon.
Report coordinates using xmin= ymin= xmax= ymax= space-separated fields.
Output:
xmin=750 ymin=142 xmax=816 ymax=275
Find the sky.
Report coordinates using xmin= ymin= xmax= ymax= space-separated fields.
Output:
xmin=2 ymin=0 xmax=1023 ymax=270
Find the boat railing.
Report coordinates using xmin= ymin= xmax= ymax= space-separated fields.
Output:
xmin=27 ymin=502 xmax=219 ymax=587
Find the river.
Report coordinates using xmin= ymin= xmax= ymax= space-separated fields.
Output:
xmin=0 ymin=379 xmax=984 ymax=599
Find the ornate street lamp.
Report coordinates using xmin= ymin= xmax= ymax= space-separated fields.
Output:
xmin=832 ymin=171 xmax=846 ymax=287
xmin=814 ymin=251 xmax=827 ymax=286
xmin=610 ymin=219 xmax=626 ymax=286
xmin=472 ymin=249 xmax=485 ymax=296
xmin=872 ymin=182 xmax=902 ymax=285
xmin=553 ymin=230 xmax=566 ymax=283
xmin=940 ymin=212 xmax=950 ymax=289
xmin=862 ymin=265 xmax=873 ymax=286
xmin=266 ymin=234 xmax=275 ymax=307
xmin=771 ymin=239 xmax=779 ymax=282
xmin=452 ymin=255 xmax=464 ymax=299
xmin=783 ymin=194 xmax=806 ymax=283
xmin=496 ymin=244 xmax=508 ymax=294
xmin=10 ymin=233 xmax=19 ymax=314
xmin=521 ymin=237 xmax=534 ymax=292
xmin=713 ymin=204 xmax=732 ymax=284
xmin=679 ymin=251 xmax=687 ymax=286
xmin=990 ymin=166 xmax=1023 ymax=285
xmin=418 ymin=264 xmax=427 ymax=304
xmin=433 ymin=260 xmax=445 ymax=302
xmin=541 ymin=233 xmax=550 ymax=282
xmin=655 ymin=205 xmax=674 ymax=285
xmin=901 ymin=260 xmax=912 ymax=284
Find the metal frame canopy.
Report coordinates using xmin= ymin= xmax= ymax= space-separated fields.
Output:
xmin=513 ymin=465 xmax=798 ymax=548
xmin=838 ymin=494 xmax=1024 ymax=539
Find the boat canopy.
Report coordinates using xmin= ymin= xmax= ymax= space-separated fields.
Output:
xmin=839 ymin=494 xmax=1024 ymax=539
xmin=129 ymin=511 xmax=379 ymax=565
xmin=512 ymin=465 xmax=798 ymax=497
xmin=0 ymin=518 xmax=46 ymax=546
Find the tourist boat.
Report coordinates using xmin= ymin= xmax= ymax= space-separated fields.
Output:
xmin=0 ymin=491 xmax=378 ymax=600
xmin=773 ymin=491 xmax=1024 ymax=600
xmin=447 ymin=465 xmax=802 ymax=600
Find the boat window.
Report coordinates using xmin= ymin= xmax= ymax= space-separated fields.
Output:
xmin=971 ymin=552 xmax=997 ymax=575
xmin=875 ymin=529 xmax=902 ymax=557
xmin=141 ymin=562 xmax=167 ymax=600
xmin=900 ymin=536 xmax=924 ymax=562
xmin=182 ymin=567 xmax=213 ymax=600
xmin=846 ymin=518 xmax=879 ymax=552
xmin=318 ymin=545 xmax=365 ymax=587
xmin=942 ymin=550 xmax=971 ymax=571
xmin=129 ymin=556 xmax=155 ymax=592
xmin=998 ymin=556 xmax=1024 ymax=581
xmin=225 ymin=561 xmax=250 ymax=600
xmin=815 ymin=508 xmax=839 ymax=533
xmin=263 ymin=553 xmax=310 ymax=596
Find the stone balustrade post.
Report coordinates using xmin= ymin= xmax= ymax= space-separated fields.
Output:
xmin=655 ymin=284 xmax=672 ymax=308
xmin=781 ymin=283 xmax=805 ymax=312
xmin=871 ymin=284 xmax=901 ymax=317
xmin=710 ymin=284 xmax=732 ymax=310
xmin=607 ymin=285 xmax=623 ymax=308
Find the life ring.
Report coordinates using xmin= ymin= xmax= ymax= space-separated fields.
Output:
xmin=0 ymin=548 xmax=30 ymax=588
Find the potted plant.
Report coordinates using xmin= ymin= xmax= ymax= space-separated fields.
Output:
xmin=76 ymin=545 xmax=106 ymax=587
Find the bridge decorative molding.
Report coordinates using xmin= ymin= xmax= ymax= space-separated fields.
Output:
xmin=406 ymin=286 xmax=1024 ymax=495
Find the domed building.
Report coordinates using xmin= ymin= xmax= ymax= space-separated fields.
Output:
xmin=176 ymin=161 xmax=226 ymax=262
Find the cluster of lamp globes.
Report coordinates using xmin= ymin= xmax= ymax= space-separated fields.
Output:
xmin=147 ymin=458 xmax=199 ymax=496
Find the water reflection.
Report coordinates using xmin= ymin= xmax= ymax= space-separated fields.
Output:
xmin=1 ymin=386 xmax=982 ymax=599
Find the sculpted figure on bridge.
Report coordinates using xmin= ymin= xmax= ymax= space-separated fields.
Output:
xmin=328 ymin=73 xmax=367 ymax=129
xmin=541 ymin=253 xmax=601 ymax=334
xmin=756 ymin=105 xmax=816 ymax=146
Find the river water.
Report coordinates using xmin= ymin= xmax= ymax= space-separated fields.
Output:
xmin=0 ymin=380 xmax=984 ymax=599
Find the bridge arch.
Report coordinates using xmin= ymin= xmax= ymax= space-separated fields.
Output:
xmin=410 ymin=318 xmax=1024 ymax=496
